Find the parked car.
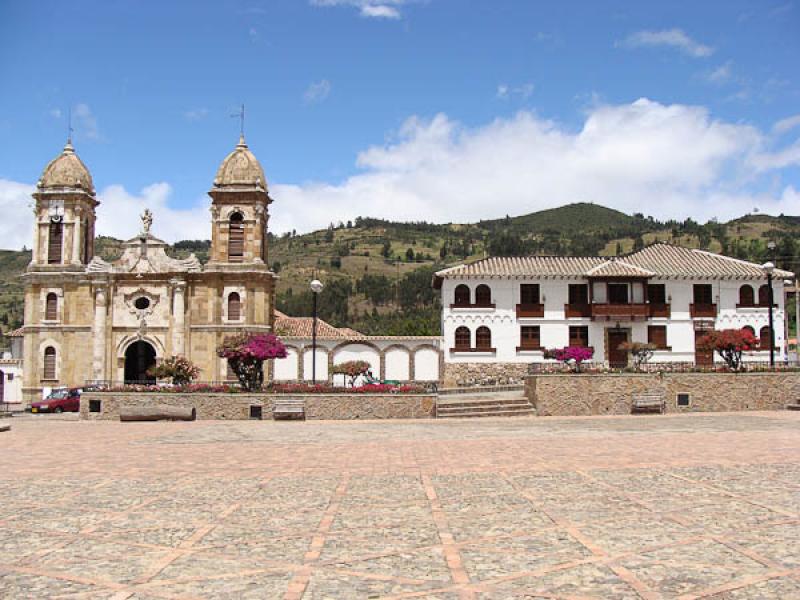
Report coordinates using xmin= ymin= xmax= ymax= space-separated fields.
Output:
xmin=31 ymin=388 xmax=82 ymax=413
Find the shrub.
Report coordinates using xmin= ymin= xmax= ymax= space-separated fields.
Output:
xmin=543 ymin=346 xmax=594 ymax=373
xmin=618 ymin=341 xmax=656 ymax=371
xmin=147 ymin=355 xmax=200 ymax=385
xmin=698 ymin=328 xmax=759 ymax=372
xmin=217 ymin=333 xmax=288 ymax=391
xmin=331 ymin=360 xmax=372 ymax=386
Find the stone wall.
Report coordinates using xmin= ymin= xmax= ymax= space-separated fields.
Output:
xmin=443 ymin=362 xmax=529 ymax=387
xmin=526 ymin=372 xmax=800 ymax=416
xmin=81 ymin=392 xmax=436 ymax=421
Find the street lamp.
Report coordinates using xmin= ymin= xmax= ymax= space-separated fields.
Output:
xmin=310 ymin=279 xmax=324 ymax=383
xmin=762 ymin=262 xmax=775 ymax=368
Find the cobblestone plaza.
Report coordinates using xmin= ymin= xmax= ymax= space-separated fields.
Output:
xmin=3 ymin=412 xmax=800 ymax=598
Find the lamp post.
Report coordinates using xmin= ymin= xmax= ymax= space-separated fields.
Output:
xmin=310 ymin=279 xmax=324 ymax=383
xmin=762 ymin=262 xmax=775 ymax=368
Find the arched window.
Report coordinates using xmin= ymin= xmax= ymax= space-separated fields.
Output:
xmin=739 ymin=285 xmax=754 ymax=307
xmin=45 ymin=293 xmax=58 ymax=321
xmin=475 ymin=284 xmax=492 ymax=307
xmin=83 ymin=218 xmax=91 ymax=264
xmin=454 ymin=284 xmax=470 ymax=307
xmin=43 ymin=347 xmax=56 ymax=380
xmin=228 ymin=292 xmax=241 ymax=321
xmin=228 ymin=212 xmax=244 ymax=262
xmin=758 ymin=285 xmax=771 ymax=307
xmin=475 ymin=326 xmax=492 ymax=350
xmin=454 ymin=326 xmax=471 ymax=350
xmin=742 ymin=325 xmax=755 ymax=337
xmin=759 ymin=326 xmax=772 ymax=351
xmin=47 ymin=222 xmax=63 ymax=264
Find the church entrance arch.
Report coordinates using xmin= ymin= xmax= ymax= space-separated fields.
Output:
xmin=124 ymin=341 xmax=157 ymax=384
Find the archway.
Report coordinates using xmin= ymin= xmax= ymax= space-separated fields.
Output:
xmin=124 ymin=341 xmax=157 ymax=383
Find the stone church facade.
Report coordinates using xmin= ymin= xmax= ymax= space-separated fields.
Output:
xmin=21 ymin=135 xmax=276 ymax=403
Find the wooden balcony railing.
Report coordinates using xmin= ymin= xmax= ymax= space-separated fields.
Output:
xmin=564 ymin=303 xmax=592 ymax=318
xmin=648 ymin=303 xmax=671 ymax=318
xmin=450 ymin=302 xmax=496 ymax=310
xmin=690 ymin=303 xmax=717 ymax=318
xmin=517 ymin=343 xmax=543 ymax=352
xmin=591 ymin=303 xmax=649 ymax=320
xmin=516 ymin=303 xmax=544 ymax=318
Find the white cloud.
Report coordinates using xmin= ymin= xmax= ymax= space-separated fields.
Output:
xmin=304 ymin=79 xmax=332 ymax=104
xmin=310 ymin=0 xmax=408 ymax=19
xmin=268 ymin=98 xmax=799 ymax=234
xmin=184 ymin=108 xmax=210 ymax=121
xmin=774 ymin=114 xmax=800 ymax=135
xmin=73 ymin=103 xmax=100 ymax=141
xmin=619 ymin=28 xmax=714 ymax=57
xmin=49 ymin=108 xmax=62 ymax=119
xmin=2 ymin=98 xmax=798 ymax=252
xmin=496 ymin=82 xmax=534 ymax=101
xmin=706 ymin=61 xmax=733 ymax=84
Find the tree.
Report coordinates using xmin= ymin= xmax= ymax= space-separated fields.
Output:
xmin=698 ymin=328 xmax=759 ymax=372
xmin=405 ymin=247 xmax=415 ymax=262
xmin=332 ymin=360 xmax=371 ymax=387
xmin=381 ymin=240 xmax=392 ymax=258
xmin=324 ymin=225 xmax=335 ymax=243
xmin=148 ymin=355 xmax=200 ymax=385
xmin=618 ymin=341 xmax=656 ymax=371
xmin=543 ymin=346 xmax=595 ymax=373
xmin=217 ymin=333 xmax=288 ymax=391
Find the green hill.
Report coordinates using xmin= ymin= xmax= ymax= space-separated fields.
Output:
xmin=1 ymin=203 xmax=798 ymax=343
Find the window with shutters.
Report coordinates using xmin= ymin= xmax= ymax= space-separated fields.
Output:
xmin=475 ymin=326 xmax=492 ymax=350
xmin=454 ymin=326 xmax=470 ymax=350
xmin=648 ymin=325 xmax=668 ymax=350
xmin=227 ymin=292 xmax=241 ymax=321
xmin=648 ymin=284 xmax=666 ymax=304
xmin=43 ymin=347 xmax=56 ymax=380
xmin=568 ymin=284 xmax=588 ymax=304
xmin=758 ymin=284 xmax=771 ymax=307
xmin=569 ymin=326 xmax=589 ymax=347
xmin=228 ymin=213 xmax=244 ymax=262
xmin=739 ymin=285 xmax=755 ymax=307
xmin=760 ymin=325 xmax=773 ymax=351
xmin=693 ymin=284 xmax=713 ymax=305
xmin=474 ymin=284 xmax=492 ymax=307
xmin=45 ymin=293 xmax=58 ymax=321
xmin=520 ymin=284 xmax=540 ymax=305
xmin=48 ymin=222 xmax=63 ymax=264
xmin=519 ymin=325 xmax=541 ymax=350
xmin=453 ymin=284 xmax=470 ymax=307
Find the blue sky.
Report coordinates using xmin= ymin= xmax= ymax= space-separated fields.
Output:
xmin=0 ymin=0 xmax=798 ymax=247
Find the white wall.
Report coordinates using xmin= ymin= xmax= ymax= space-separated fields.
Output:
xmin=302 ymin=349 xmax=329 ymax=382
xmin=384 ymin=347 xmax=410 ymax=380
xmin=273 ymin=348 xmax=298 ymax=381
xmin=414 ymin=348 xmax=439 ymax=381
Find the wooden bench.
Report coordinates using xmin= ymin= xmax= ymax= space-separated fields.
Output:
xmin=273 ymin=399 xmax=305 ymax=420
xmin=631 ymin=393 xmax=666 ymax=414
xmin=120 ymin=405 xmax=196 ymax=422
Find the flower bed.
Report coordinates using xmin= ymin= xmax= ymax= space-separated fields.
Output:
xmin=92 ymin=382 xmax=428 ymax=394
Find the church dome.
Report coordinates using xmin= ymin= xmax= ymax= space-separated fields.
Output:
xmin=213 ymin=134 xmax=267 ymax=190
xmin=38 ymin=139 xmax=95 ymax=193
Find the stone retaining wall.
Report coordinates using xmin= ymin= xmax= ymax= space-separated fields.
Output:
xmin=442 ymin=363 xmax=529 ymax=387
xmin=526 ymin=372 xmax=800 ymax=416
xmin=80 ymin=392 xmax=436 ymax=421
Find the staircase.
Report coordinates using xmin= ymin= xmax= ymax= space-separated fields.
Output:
xmin=436 ymin=391 xmax=534 ymax=419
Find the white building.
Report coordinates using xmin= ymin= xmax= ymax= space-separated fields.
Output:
xmin=1 ymin=328 xmax=25 ymax=410
xmin=434 ymin=243 xmax=793 ymax=386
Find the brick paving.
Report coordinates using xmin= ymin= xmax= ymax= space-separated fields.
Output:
xmin=2 ymin=412 xmax=800 ymax=598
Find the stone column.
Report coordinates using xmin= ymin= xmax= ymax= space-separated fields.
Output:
xmin=72 ymin=209 xmax=82 ymax=265
xmin=31 ymin=209 xmax=40 ymax=264
xmin=92 ymin=286 xmax=108 ymax=382
xmin=171 ymin=279 xmax=186 ymax=356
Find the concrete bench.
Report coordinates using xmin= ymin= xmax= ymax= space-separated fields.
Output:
xmin=120 ymin=405 xmax=196 ymax=422
xmin=273 ymin=399 xmax=305 ymax=420
xmin=631 ymin=394 xmax=666 ymax=414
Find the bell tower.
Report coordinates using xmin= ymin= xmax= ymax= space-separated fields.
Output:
xmin=207 ymin=135 xmax=272 ymax=267
xmin=30 ymin=138 xmax=98 ymax=269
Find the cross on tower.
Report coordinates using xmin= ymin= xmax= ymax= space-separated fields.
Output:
xmin=231 ymin=104 xmax=245 ymax=137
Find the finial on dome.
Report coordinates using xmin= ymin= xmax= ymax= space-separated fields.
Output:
xmin=237 ymin=132 xmax=247 ymax=148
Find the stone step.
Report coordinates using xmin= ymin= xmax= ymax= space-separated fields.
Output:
xmin=437 ymin=397 xmax=531 ymax=409
xmin=437 ymin=402 xmax=533 ymax=414
xmin=437 ymin=408 xmax=534 ymax=419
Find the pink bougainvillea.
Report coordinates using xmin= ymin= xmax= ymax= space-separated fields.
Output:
xmin=543 ymin=346 xmax=595 ymax=372
xmin=698 ymin=328 xmax=759 ymax=372
xmin=217 ymin=333 xmax=288 ymax=391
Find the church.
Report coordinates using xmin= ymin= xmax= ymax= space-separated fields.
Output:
xmin=21 ymin=135 xmax=276 ymax=404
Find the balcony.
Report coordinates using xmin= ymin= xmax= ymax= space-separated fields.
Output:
xmin=591 ymin=303 xmax=649 ymax=321
xmin=450 ymin=302 xmax=496 ymax=310
xmin=690 ymin=303 xmax=717 ymax=318
xmin=516 ymin=303 xmax=544 ymax=318
xmin=516 ymin=344 xmax=543 ymax=352
xmin=648 ymin=303 xmax=671 ymax=318
xmin=736 ymin=302 xmax=777 ymax=309
xmin=564 ymin=303 xmax=592 ymax=318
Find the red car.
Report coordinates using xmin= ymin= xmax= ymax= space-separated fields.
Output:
xmin=31 ymin=388 xmax=81 ymax=413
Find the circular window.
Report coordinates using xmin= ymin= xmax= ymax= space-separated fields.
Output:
xmin=134 ymin=297 xmax=150 ymax=310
